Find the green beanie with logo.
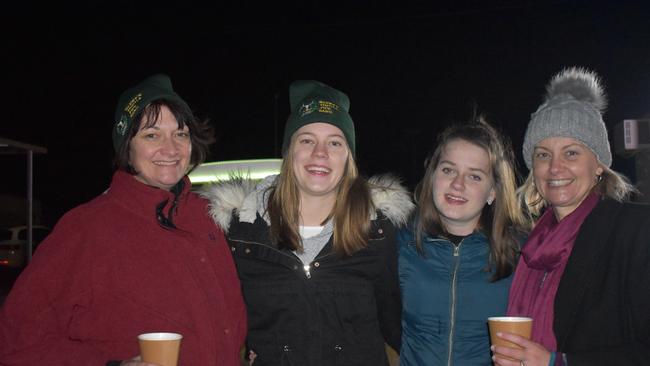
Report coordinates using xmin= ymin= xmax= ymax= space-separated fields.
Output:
xmin=112 ymin=74 xmax=190 ymax=151
xmin=282 ymin=80 xmax=356 ymax=157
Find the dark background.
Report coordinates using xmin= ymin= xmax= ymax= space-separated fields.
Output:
xmin=2 ymin=0 xmax=650 ymax=228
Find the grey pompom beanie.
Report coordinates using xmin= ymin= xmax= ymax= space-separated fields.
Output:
xmin=522 ymin=67 xmax=611 ymax=169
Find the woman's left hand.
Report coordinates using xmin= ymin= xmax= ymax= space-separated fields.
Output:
xmin=491 ymin=332 xmax=552 ymax=366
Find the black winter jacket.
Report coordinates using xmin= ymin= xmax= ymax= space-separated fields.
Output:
xmin=554 ymin=199 xmax=650 ymax=365
xmin=203 ymin=175 xmax=414 ymax=366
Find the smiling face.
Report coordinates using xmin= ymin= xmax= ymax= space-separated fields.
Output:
xmin=129 ymin=105 xmax=192 ymax=190
xmin=291 ymin=122 xmax=349 ymax=204
xmin=432 ymin=139 xmax=496 ymax=235
xmin=532 ymin=136 xmax=603 ymax=220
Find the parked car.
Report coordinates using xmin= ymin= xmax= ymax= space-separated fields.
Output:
xmin=0 ymin=225 xmax=51 ymax=268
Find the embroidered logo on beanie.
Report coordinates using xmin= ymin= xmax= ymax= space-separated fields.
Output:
xmin=299 ymin=100 xmax=341 ymax=117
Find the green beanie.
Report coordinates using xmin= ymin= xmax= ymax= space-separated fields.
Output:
xmin=112 ymin=74 xmax=190 ymax=151
xmin=282 ymin=80 xmax=356 ymax=157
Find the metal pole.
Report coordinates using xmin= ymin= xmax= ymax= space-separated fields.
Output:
xmin=274 ymin=92 xmax=279 ymax=157
xmin=26 ymin=150 xmax=33 ymax=264
xmin=636 ymin=150 xmax=650 ymax=203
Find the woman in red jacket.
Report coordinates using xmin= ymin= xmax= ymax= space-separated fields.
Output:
xmin=0 ymin=74 xmax=247 ymax=366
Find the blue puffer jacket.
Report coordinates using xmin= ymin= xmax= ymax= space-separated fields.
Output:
xmin=398 ymin=227 xmax=512 ymax=366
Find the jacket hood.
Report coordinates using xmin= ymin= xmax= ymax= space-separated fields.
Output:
xmin=200 ymin=174 xmax=414 ymax=233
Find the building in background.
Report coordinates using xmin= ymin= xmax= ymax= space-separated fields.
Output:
xmin=614 ymin=118 xmax=650 ymax=202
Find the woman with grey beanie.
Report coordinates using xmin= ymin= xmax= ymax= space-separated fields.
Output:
xmin=491 ymin=67 xmax=650 ymax=366
xmin=492 ymin=68 xmax=650 ymax=366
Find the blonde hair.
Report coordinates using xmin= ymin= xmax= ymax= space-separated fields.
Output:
xmin=518 ymin=164 xmax=636 ymax=219
xmin=268 ymin=136 xmax=373 ymax=256
xmin=415 ymin=117 xmax=529 ymax=281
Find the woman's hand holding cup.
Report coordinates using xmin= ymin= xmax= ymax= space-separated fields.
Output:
xmin=491 ymin=332 xmax=552 ymax=366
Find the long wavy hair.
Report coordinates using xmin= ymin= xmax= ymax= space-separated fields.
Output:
xmin=414 ymin=116 xmax=529 ymax=281
xmin=267 ymin=135 xmax=373 ymax=256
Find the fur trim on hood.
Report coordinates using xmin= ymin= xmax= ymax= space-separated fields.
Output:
xmin=200 ymin=174 xmax=414 ymax=233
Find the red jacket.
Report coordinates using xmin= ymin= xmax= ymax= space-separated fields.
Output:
xmin=0 ymin=171 xmax=247 ymax=365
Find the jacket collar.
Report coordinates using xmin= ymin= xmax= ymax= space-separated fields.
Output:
xmin=106 ymin=170 xmax=191 ymax=221
xmin=425 ymin=230 xmax=487 ymax=243
xmin=202 ymin=174 xmax=414 ymax=233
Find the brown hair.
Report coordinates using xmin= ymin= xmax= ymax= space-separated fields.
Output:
xmin=414 ymin=116 xmax=529 ymax=281
xmin=113 ymin=99 xmax=215 ymax=174
xmin=268 ymin=136 xmax=373 ymax=256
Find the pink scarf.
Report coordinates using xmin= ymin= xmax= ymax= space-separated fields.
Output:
xmin=507 ymin=193 xmax=599 ymax=351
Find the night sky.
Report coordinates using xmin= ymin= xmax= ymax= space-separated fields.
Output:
xmin=2 ymin=0 xmax=650 ymax=227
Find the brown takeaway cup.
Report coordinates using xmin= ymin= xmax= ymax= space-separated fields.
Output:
xmin=488 ymin=317 xmax=532 ymax=360
xmin=138 ymin=332 xmax=183 ymax=366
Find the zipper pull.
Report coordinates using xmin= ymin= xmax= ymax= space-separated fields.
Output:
xmin=303 ymin=264 xmax=311 ymax=278
xmin=453 ymin=245 xmax=460 ymax=257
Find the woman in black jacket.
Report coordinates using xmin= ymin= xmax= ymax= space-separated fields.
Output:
xmin=492 ymin=67 xmax=650 ymax=366
xmin=203 ymin=80 xmax=413 ymax=366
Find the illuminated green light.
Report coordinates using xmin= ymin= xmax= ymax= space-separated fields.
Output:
xmin=189 ymin=158 xmax=282 ymax=184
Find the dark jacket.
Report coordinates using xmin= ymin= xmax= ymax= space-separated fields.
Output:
xmin=0 ymin=170 xmax=247 ymax=365
xmin=554 ymin=199 xmax=650 ymax=365
xmin=398 ymin=228 xmax=513 ymax=366
xmin=202 ymin=175 xmax=414 ymax=366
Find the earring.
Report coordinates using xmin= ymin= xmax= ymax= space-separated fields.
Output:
xmin=487 ymin=198 xmax=494 ymax=206
xmin=596 ymin=175 xmax=603 ymax=182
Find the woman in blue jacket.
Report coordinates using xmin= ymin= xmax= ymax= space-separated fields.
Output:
xmin=399 ymin=117 xmax=529 ymax=366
